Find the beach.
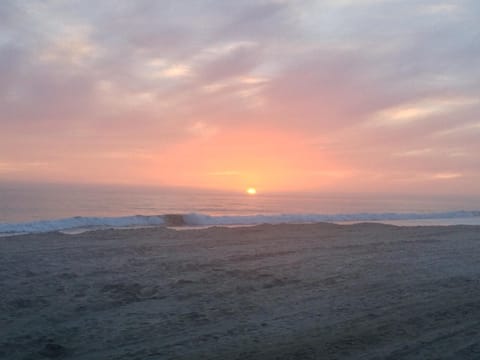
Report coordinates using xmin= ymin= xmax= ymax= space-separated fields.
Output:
xmin=2 ymin=223 xmax=480 ymax=359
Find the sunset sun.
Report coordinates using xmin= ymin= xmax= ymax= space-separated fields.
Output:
xmin=246 ymin=187 xmax=257 ymax=195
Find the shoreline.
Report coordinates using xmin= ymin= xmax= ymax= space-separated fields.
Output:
xmin=2 ymin=220 xmax=480 ymax=238
xmin=2 ymin=223 xmax=480 ymax=359
xmin=1 ymin=210 xmax=480 ymax=237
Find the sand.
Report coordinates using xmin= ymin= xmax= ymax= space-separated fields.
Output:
xmin=1 ymin=223 xmax=480 ymax=359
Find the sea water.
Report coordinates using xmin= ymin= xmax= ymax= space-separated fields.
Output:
xmin=1 ymin=181 xmax=479 ymax=235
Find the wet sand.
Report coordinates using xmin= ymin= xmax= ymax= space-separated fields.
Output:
xmin=1 ymin=223 xmax=480 ymax=359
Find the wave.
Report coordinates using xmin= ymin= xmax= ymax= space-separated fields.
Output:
xmin=183 ymin=211 xmax=480 ymax=226
xmin=0 ymin=215 xmax=165 ymax=236
xmin=1 ymin=210 xmax=480 ymax=236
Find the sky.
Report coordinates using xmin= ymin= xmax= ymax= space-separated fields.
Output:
xmin=1 ymin=0 xmax=479 ymax=193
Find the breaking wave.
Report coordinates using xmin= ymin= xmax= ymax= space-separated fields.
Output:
xmin=0 ymin=215 xmax=165 ymax=236
xmin=182 ymin=211 xmax=480 ymax=226
xmin=1 ymin=210 xmax=480 ymax=236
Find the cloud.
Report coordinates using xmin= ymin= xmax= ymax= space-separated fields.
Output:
xmin=419 ymin=3 xmax=460 ymax=15
xmin=38 ymin=26 xmax=98 ymax=66
xmin=368 ymin=97 xmax=479 ymax=127
xmin=433 ymin=172 xmax=463 ymax=180
xmin=208 ymin=171 xmax=241 ymax=177
xmin=188 ymin=121 xmax=218 ymax=138
xmin=1 ymin=0 xmax=480 ymax=192
xmin=394 ymin=148 xmax=433 ymax=157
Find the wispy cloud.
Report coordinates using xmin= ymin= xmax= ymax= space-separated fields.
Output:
xmin=369 ymin=97 xmax=479 ymax=126
xmin=433 ymin=172 xmax=463 ymax=180
xmin=1 ymin=0 xmax=479 ymax=192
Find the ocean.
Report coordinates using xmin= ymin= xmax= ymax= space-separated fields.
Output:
xmin=1 ymin=182 xmax=480 ymax=235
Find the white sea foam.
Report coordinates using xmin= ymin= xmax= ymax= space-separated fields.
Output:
xmin=183 ymin=211 xmax=480 ymax=226
xmin=1 ymin=211 xmax=479 ymax=236
xmin=0 ymin=215 xmax=165 ymax=235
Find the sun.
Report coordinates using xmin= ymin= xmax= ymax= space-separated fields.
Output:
xmin=246 ymin=187 xmax=257 ymax=195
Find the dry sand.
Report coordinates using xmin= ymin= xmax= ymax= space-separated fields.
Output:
xmin=1 ymin=223 xmax=480 ymax=359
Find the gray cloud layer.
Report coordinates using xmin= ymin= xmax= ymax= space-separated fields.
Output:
xmin=1 ymin=0 xmax=479 ymax=192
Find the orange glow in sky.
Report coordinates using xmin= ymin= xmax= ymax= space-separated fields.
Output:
xmin=146 ymin=127 xmax=345 ymax=192
xmin=1 ymin=1 xmax=479 ymax=195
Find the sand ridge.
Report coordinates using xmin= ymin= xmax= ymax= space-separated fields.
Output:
xmin=1 ymin=223 xmax=480 ymax=359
